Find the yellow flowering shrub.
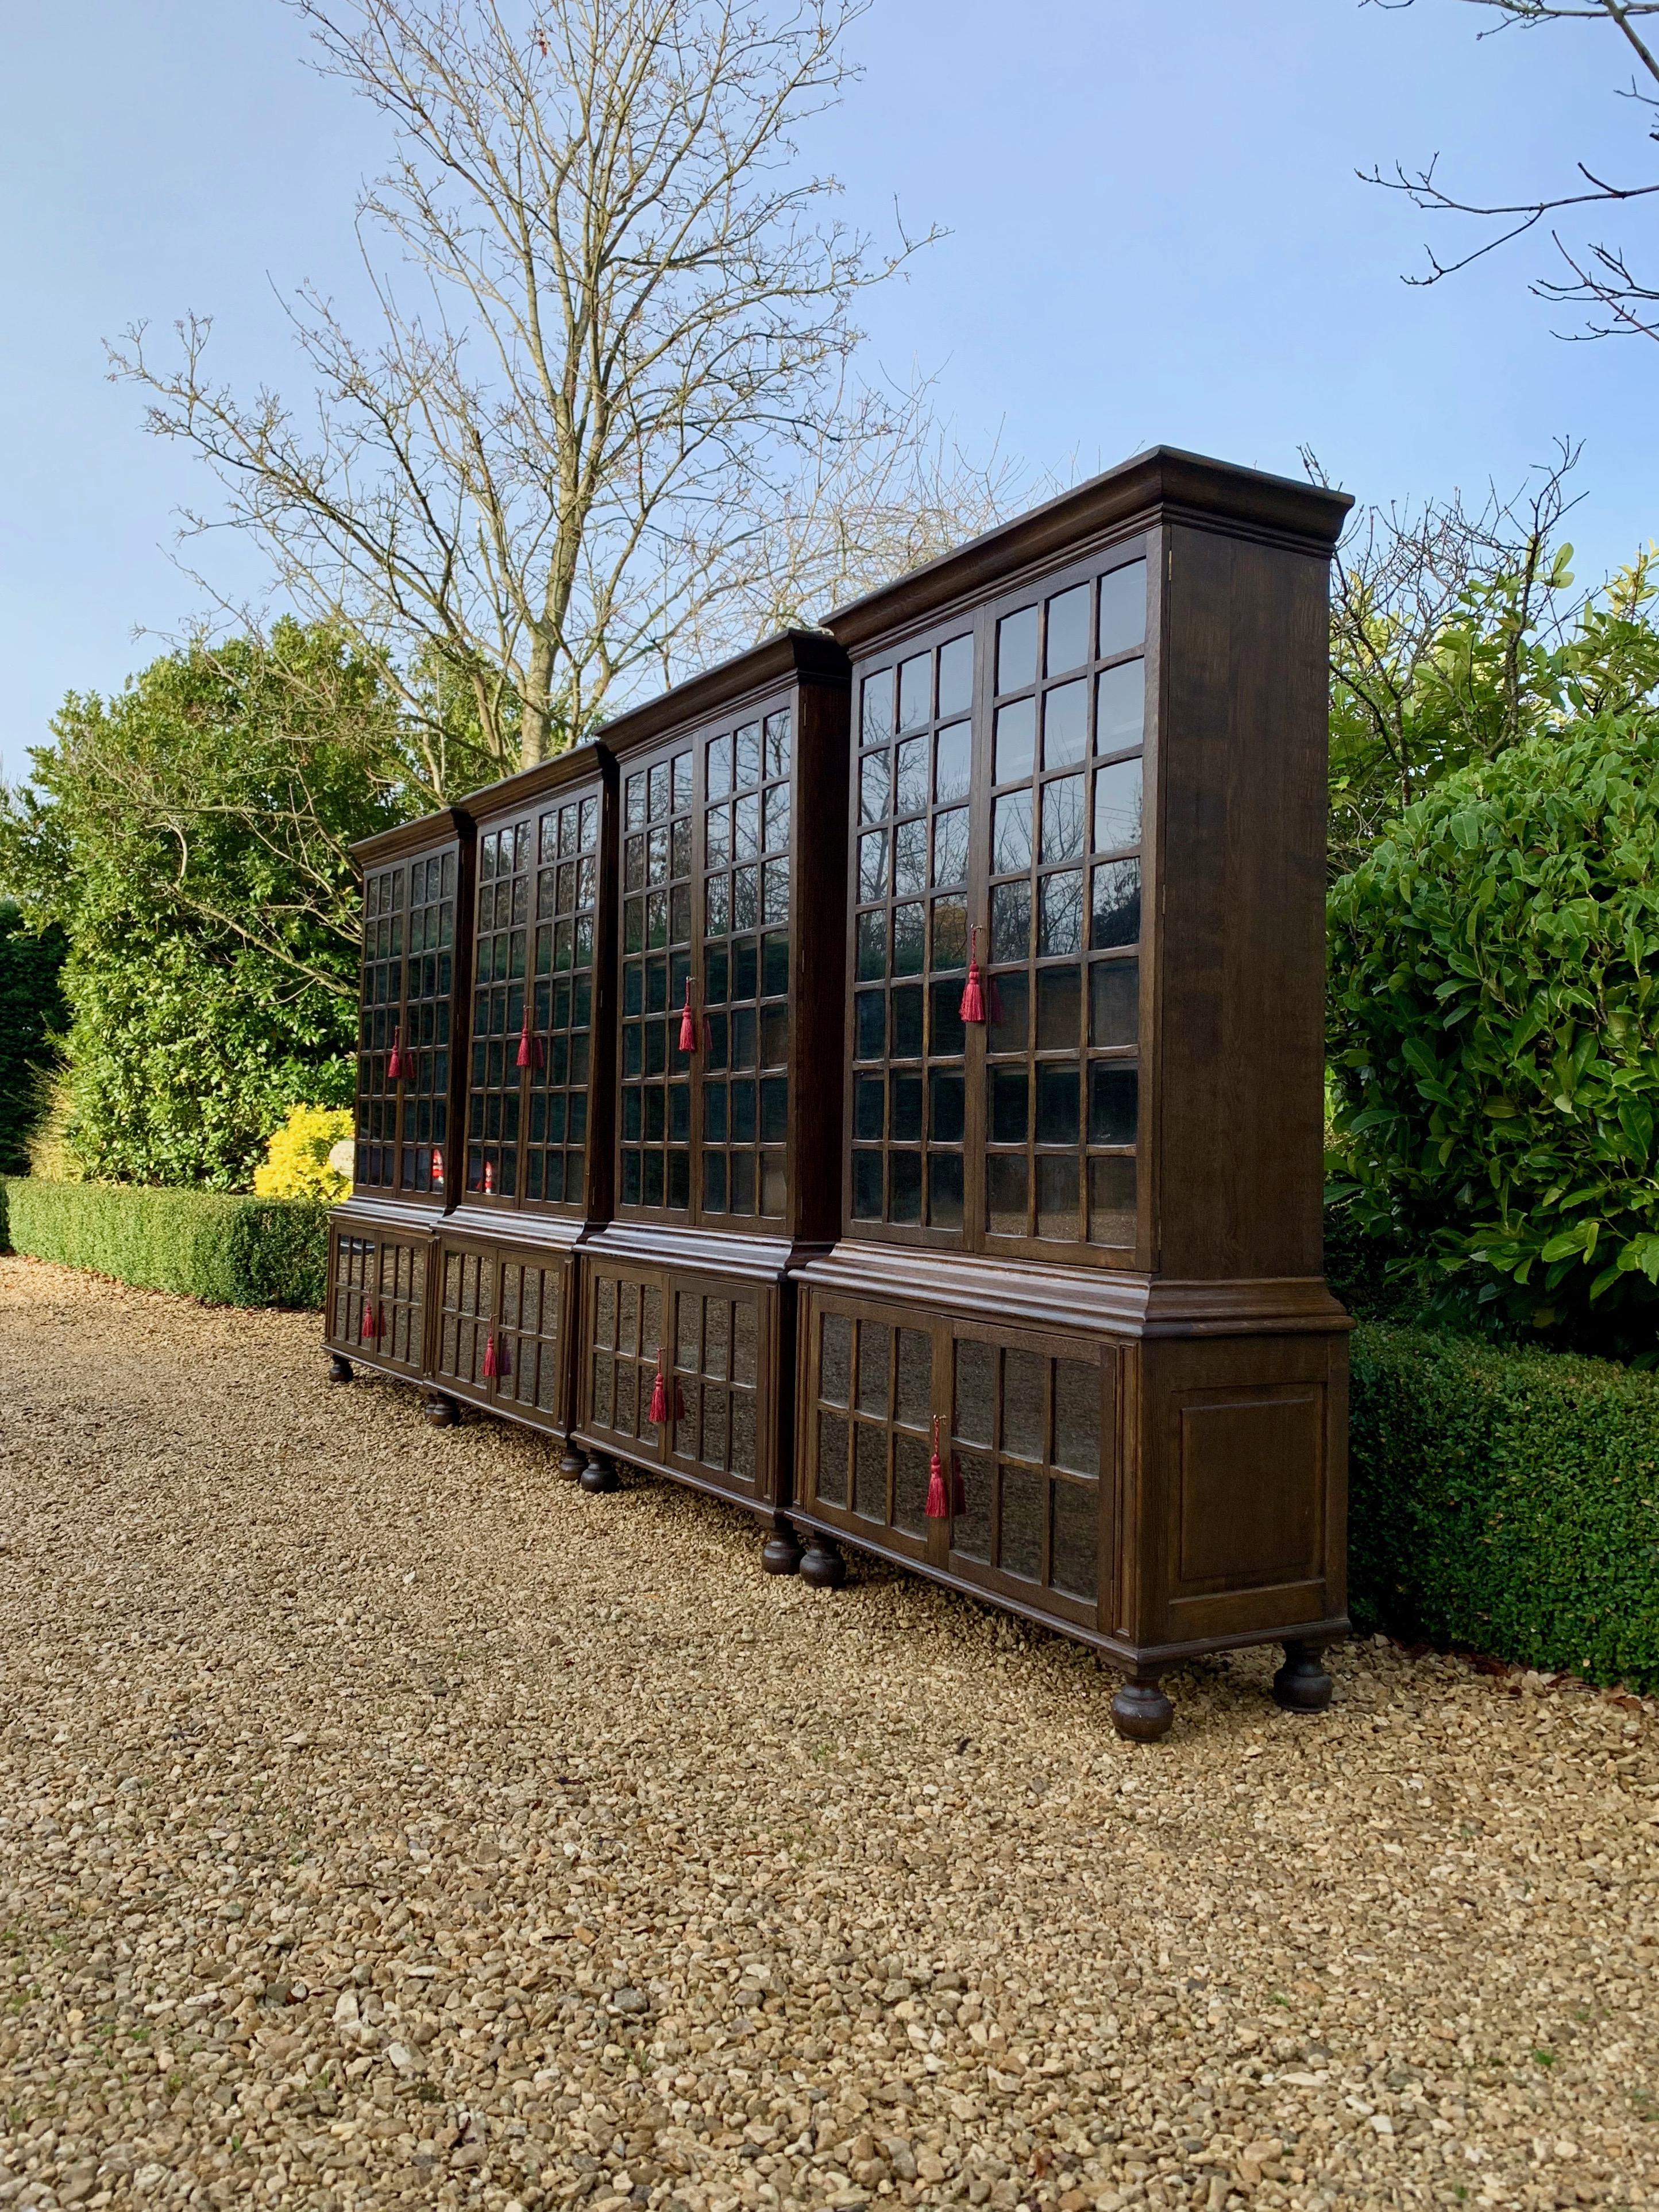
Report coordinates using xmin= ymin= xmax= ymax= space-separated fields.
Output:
xmin=252 ymin=1105 xmax=353 ymax=1202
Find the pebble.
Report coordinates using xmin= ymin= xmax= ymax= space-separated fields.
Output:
xmin=1 ymin=1256 xmax=1657 ymax=2211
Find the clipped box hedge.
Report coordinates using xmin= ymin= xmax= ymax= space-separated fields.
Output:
xmin=1349 ymin=1321 xmax=1659 ymax=1693
xmin=0 ymin=1176 xmax=329 ymax=1310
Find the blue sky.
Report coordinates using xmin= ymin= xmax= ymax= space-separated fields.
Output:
xmin=2 ymin=0 xmax=1655 ymax=782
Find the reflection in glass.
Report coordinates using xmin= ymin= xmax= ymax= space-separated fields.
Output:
xmin=1090 ymin=859 xmax=1141 ymax=949
xmin=859 ymin=751 xmax=890 ymax=824
xmin=1098 ymin=559 xmax=1147 ymax=658
xmin=890 ymin=1070 xmax=924 ymax=1144
xmin=894 ymin=817 xmax=927 ymax=897
xmin=990 ymin=1066 xmax=1028 ymax=1144
xmin=898 ymin=651 xmax=932 ymax=732
xmin=854 ymin=1072 xmax=883 ymax=1140
xmin=991 ymin=879 xmax=1031 ymax=963
xmin=893 ymin=902 xmax=925 ymax=975
xmin=894 ymin=735 xmax=929 ymax=815
xmin=1093 ymin=755 xmax=1143 ymax=851
xmin=987 ymin=1152 xmax=1027 ymax=1236
xmin=997 ymin=605 xmax=1039 ymax=694
xmin=856 ymin=909 xmax=886 ymax=980
xmin=1036 ymin=1061 xmax=1081 ymax=1145
xmin=891 ymin=983 xmax=924 ymax=1059
xmin=858 ymin=830 xmax=888 ymax=902
xmin=938 ymin=633 xmax=974 ymax=719
xmin=861 ymin=673 xmax=893 ymax=748
xmin=1036 ymin=1154 xmax=1081 ymax=1240
xmin=994 ymin=698 xmax=1036 ymax=783
xmin=1041 ymin=775 xmax=1087 ymax=864
xmin=1089 ymin=1062 xmax=1139 ymax=1146
xmin=1045 ymin=582 xmax=1090 ymax=675
xmin=935 ymin=720 xmax=971 ymax=804
xmin=931 ymin=896 xmax=968 ymax=972
xmin=1089 ymin=1153 xmax=1137 ymax=1245
xmin=1043 ymin=678 xmax=1089 ymax=768
xmin=852 ymin=1149 xmax=882 ymax=1218
xmin=854 ymin=990 xmax=885 ymax=1061
xmin=928 ymin=1149 xmax=964 ymax=1228
xmin=933 ymin=808 xmax=969 ymax=886
xmin=1089 ymin=956 xmax=1139 ymax=1048
xmin=930 ymin=1067 xmax=966 ymax=1144
xmin=1038 ymin=869 xmax=1084 ymax=956
xmin=1095 ymin=659 xmax=1144 ymax=755
xmin=993 ymin=790 xmax=1032 ymax=873
xmin=988 ymin=970 xmax=1028 ymax=1052
xmin=890 ymin=1149 xmax=923 ymax=1223
xmin=1036 ymin=963 xmax=1081 ymax=1051
xmin=929 ymin=980 xmax=966 ymax=1059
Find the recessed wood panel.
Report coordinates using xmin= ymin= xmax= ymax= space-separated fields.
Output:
xmin=1176 ymin=1386 xmax=1324 ymax=1589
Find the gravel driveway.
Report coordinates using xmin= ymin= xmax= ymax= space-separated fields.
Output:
xmin=1 ymin=1256 xmax=1656 ymax=2212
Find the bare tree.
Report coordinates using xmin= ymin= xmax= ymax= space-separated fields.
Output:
xmin=1363 ymin=0 xmax=1659 ymax=339
xmin=113 ymin=0 xmax=1006 ymax=783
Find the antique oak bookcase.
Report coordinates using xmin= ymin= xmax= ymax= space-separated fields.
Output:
xmin=564 ymin=632 xmax=850 ymax=1567
xmin=789 ymin=448 xmax=1354 ymax=1737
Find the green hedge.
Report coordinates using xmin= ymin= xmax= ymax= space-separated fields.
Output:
xmin=1351 ymin=1321 xmax=1659 ymax=1692
xmin=0 ymin=1176 xmax=328 ymax=1308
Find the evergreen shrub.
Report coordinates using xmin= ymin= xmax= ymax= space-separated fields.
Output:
xmin=0 ymin=1177 xmax=328 ymax=1308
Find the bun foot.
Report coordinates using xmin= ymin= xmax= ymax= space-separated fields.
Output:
xmin=761 ymin=1518 xmax=803 ymax=1576
xmin=580 ymin=1453 xmax=621 ymax=1495
xmin=799 ymin=1532 xmax=846 ymax=1589
xmin=424 ymin=1393 xmax=461 ymax=1429
xmin=328 ymin=1353 xmax=354 ymax=1384
xmin=1112 ymin=1676 xmax=1174 ymax=1743
xmin=558 ymin=1442 xmax=587 ymax=1483
xmin=1273 ymin=1640 xmax=1333 ymax=1713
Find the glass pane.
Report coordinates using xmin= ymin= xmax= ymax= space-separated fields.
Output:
xmin=954 ymin=1339 xmax=995 ymax=1446
xmin=762 ymin=860 xmax=789 ymax=924
xmin=1000 ymin=1465 xmax=1045 ymax=1582
xmin=731 ymin=1077 xmax=756 ymax=1143
xmin=854 ymin=990 xmax=885 ymax=1061
xmin=1054 ymin=1360 xmax=1100 ymax=1477
xmin=817 ymin=1411 xmax=848 ymax=1505
xmin=990 ymin=880 xmax=1031 ymax=964
xmin=990 ymin=1066 xmax=1029 ymax=1144
xmin=1090 ymin=859 xmax=1142 ymax=950
xmin=1037 ymin=963 xmax=1082 ymax=1052
xmin=852 ymin=1149 xmax=883 ymax=1219
xmin=854 ymin=1422 xmax=888 ymax=1520
xmin=952 ymin=1447 xmax=993 ymax=1561
xmin=759 ymin=1151 xmax=786 ymax=1218
xmin=1038 ymin=870 xmax=1083 ymax=956
xmin=1095 ymin=659 xmax=1145 ymax=755
xmin=997 ymin=605 xmax=1038 ymax=694
xmin=994 ymin=698 xmax=1036 ymax=783
xmin=892 ymin=983 xmax=924 ymax=1059
xmin=929 ymin=979 xmax=967 ymax=1059
xmin=1090 ymin=1153 xmax=1137 ymax=1245
xmin=889 ymin=1149 xmax=923 ymax=1223
xmin=933 ymin=807 xmax=969 ymax=886
xmin=898 ymin=651 xmax=932 ymax=732
xmin=1036 ymin=1155 xmax=1081 ymax=1240
xmin=856 ymin=910 xmax=886 ymax=980
xmin=928 ymin=1150 xmax=963 ymax=1228
xmin=987 ymin=1151 xmax=1028 ymax=1236
xmin=734 ymin=794 xmax=760 ymax=859
xmin=1003 ymin=1350 xmax=1046 ymax=1460
xmin=1052 ymin=1479 xmax=1099 ymax=1603
xmin=893 ymin=902 xmax=925 ymax=975
xmin=1099 ymin=559 xmax=1148 ymax=658
xmin=894 ymin=736 xmax=929 ymax=817
xmin=708 ymin=732 xmax=733 ymax=798
xmin=938 ymin=633 xmax=973 ymax=719
xmin=703 ymin=1150 xmax=727 ymax=1213
xmin=859 ymin=751 xmax=890 ymax=824
xmin=890 ymin=1070 xmax=924 ymax=1144
xmin=764 ymin=708 xmax=792 ymax=779
xmin=859 ymin=831 xmax=888 ymax=902
xmin=929 ymin=1067 xmax=965 ymax=1144
xmin=931 ymin=895 xmax=968 ymax=973
xmin=988 ymin=970 xmax=1028 ymax=1053
xmin=1043 ymin=678 xmax=1089 ymax=769
xmin=894 ymin=1430 xmax=931 ymax=1537
xmin=763 ymin=931 xmax=790 ymax=996
xmin=1094 ymin=755 xmax=1143 ymax=850
xmin=894 ymin=817 xmax=928 ymax=897
xmin=761 ymin=1076 xmax=788 ymax=1142
xmin=1041 ymin=775 xmax=1086 ymax=864
xmin=1090 ymin=1063 xmax=1139 ymax=1146
xmin=993 ymin=790 xmax=1032 ymax=874
xmin=821 ymin=1312 xmax=852 ymax=1404
xmin=854 ymin=1073 xmax=883 ymax=1140
xmin=729 ymin=1151 xmax=755 ymax=1215
xmin=935 ymin=720 xmax=971 ymax=804
xmin=1045 ymin=582 xmax=1090 ymax=676
xmin=861 ymin=671 xmax=893 ymax=748
xmin=763 ymin=785 xmax=791 ymax=853
xmin=735 ymin=723 xmax=761 ymax=788
xmin=1036 ymin=1060 xmax=1081 ymax=1145
xmin=896 ymin=1329 xmax=931 ymax=1427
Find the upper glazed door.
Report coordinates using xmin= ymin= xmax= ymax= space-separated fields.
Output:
xmin=845 ymin=534 xmax=1153 ymax=1265
xmin=355 ymin=843 xmax=459 ymax=1198
xmin=615 ymin=695 xmax=796 ymax=1230
xmin=465 ymin=781 xmax=601 ymax=1209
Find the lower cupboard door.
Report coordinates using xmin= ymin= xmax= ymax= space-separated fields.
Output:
xmin=330 ymin=1227 xmax=427 ymax=1373
xmin=582 ymin=1263 xmax=668 ymax=1466
xmin=661 ymin=1277 xmax=769 ymax=1503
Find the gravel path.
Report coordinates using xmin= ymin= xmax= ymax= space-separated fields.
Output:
xmin=1 ymin=1256 xmax=1656 ymax=2212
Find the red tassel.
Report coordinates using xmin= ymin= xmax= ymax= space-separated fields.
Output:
xmin=388 ymin=1026 xmax=411 ymax=1081
xmin=959 ymin=925 xmax=986 ymax=1025
xmin=678 ymin=980 xmax=697 ymax=1055
xmin=483 ymin=1333 xmax=499 ymax=1379
xmin=360 ymin=1300 xmax=380 ymax=1342
xmin=516 ymin=1024 xmax=543 ymax=1070
xmin=649 ymin=1361 xmax=669 ymax=1425
xmin=925 ymin=1416 xmax=949 ymax=1519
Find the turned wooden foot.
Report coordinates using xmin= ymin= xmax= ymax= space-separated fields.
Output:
xmin=761 ymin=1517 xmax=803 ymax=1576
xmin=423 ymin=1392 xmax=461 ymax=1429
xmin=1112 ymin=1674 xmax=1174 ymax=1743
xmin=328 ymin=1352 xmax=354 ymax=1384
xmin=799 ymin=1531 xmax=846 ymax=1589
xmin=580 ymin=1452 xmax=621 ymax=1494
xmin=1272 ymin=1639 xmax=1333 ymax=1713
xmin=558 ymin=1441 xmax=587 ymax=1483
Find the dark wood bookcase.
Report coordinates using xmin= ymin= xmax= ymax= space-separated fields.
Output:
xmin=789 ymin=448 xmax=1353 ymax=1733
xmin=564 ymin=632 xmax=850 ymax=1562
xmin=325 ymin=446 xmax=1353 ymax=1736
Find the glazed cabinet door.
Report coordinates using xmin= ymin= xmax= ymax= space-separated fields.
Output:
xmin=328 ymin=1225 xmax=429 ymax=1373
xmin=431 ymin=1237 xmax=568 ymax=1430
